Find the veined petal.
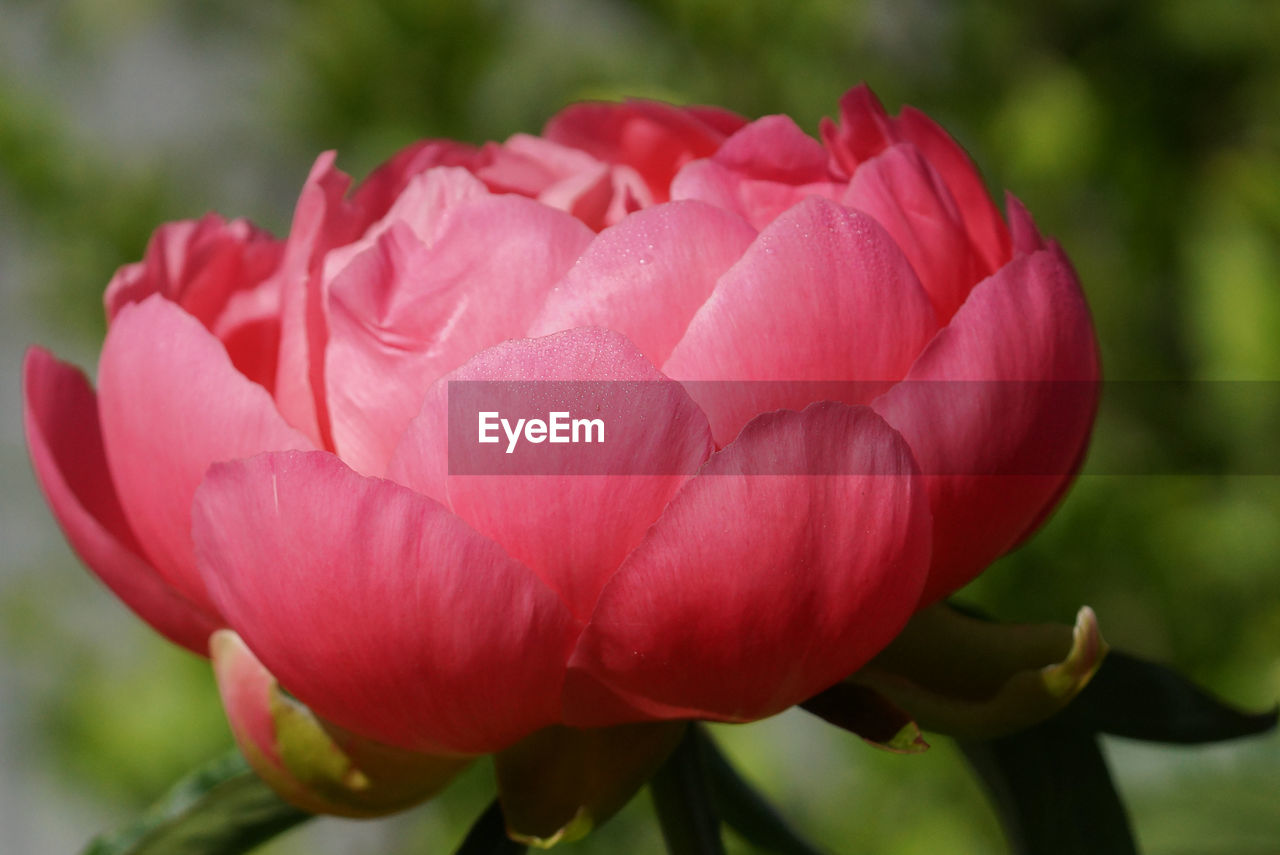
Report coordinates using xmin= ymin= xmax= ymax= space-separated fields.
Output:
xmin=23 ymin=348 xmax=219 ymax=653
xmin=193 ymin=451 xmax=577 ymax=755
xmin=566 ymin=403 xmax=931 ymax=726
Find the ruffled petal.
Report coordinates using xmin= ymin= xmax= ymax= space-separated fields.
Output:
xmin=193 ymin=451 xmax=578 ymax=755
xmin=544 ymin=99 xmax=742 ymax=201
xmin=843 ymin=143 xmax=987 ymax=323
xmin=97 ymin=296 xmax=312 ymax=613
xmin=386 ymin=328 xmax=715 ymax=621
xmin=670 ymin=115 xmax=845 ymax=229
xmin=663 ymin=196 xmax=938 ymax=444
xmin=23 ymin=348 xmax=219 ymax=653
xmin=566 ymin=403 xmax=931 ymax=726
xmin=528 ymin=200 xmax=757 ymax=365
xmin=324 ymin=196 xmax=594 ymax=477
xmin=872 ymin=246 xmax=1100 ymax=605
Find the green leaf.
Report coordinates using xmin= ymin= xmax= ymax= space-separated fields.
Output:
xmin=455 ymin=800 xmax=528 ymax=855
xmin=82 ymin=750 xmax=311 ymax=855
xmin=1063 ymin=651 xmax=1279 ymax=743
xmin=649 ymin=727 xmax=727 ymax=855
xmin=958 ymin=721 xmax=1137 ymax=855
xmin=695 ymin=728 xmax=827 ymax=855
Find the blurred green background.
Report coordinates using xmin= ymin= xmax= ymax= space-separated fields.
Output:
xmin=1 ymin=0 xmax=1277 ymax=852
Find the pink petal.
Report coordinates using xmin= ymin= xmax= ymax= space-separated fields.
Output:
xmin=23 ymin=348 xmax=219 ymax=653
xmin=105 ymin=214 xmax=283 ymax=333
xmin=1005 ymin=192 xmax=1047 ymax=255
xmin=670 ymin=115 xmax=845 ymax=229
xmin=347 ymin=139 xmax=481 ymax=222
xmin=528 ymin=201 xmax=757 ymax=365
xmin=565 ymin=403 xmax=931 ymax=726
xmin=193 ymin=451 xmax=578 ymax=755
xmin=97 ymin=296 xmax=313 ymax=613
xmin=325 ymin=197 xmax=594 ymax=477
xmin=843 ymin=143 xmax=988 ymax=323
xmin=270 ymin=153 xmax=363 ymax=447
xmin=386 ymin=328 xmax=715 ymax=621
xmin=543 ymin=99 xmax=740 ymax=201
xmin=872 ymin=246 xmax=1100 ymax=605
xmin=820 ymin=85 xmax=1012 ymax=272
xmin=663 ymin=196 xmax=938 ymax=445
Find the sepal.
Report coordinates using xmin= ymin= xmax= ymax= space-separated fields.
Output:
xmin=211 ymin=630 xmax=468 ymax=818
xmin=848 ymin=603 xmax=1106 ymax=739
xmin=494 ymin=722 xmax=686 ymax=847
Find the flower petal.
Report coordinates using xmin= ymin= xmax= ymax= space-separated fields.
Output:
xmin=663 ymin=196 xmax=938 ymax=444
xmin=528 ymin=200 xmax=757 ymax=365
xmin=872 ymin=246 xmax=1100 ymax=605
xmin=97 ymin=296 xmax=313 ymax=613
xmin=821 ymin=84 xmax=1011 ymax=271
xmin=544 ymin=99 xmax=741 ymax=201
xmin=324 ymin=196 xmax=595 ymax=476
xmin=566 ymin=402 xmax=931 ymax=726
xmin=193 ymin=451 xmax=577 ymax=755
xmin=386 ymin=327 xmax=715 ymax=621
xmin=670 ymin=115 xmax=845 ymax=229
xmin=843 ymin=143 xmax=988 ymax=323
xmin=23 ymin=348 xmax=218 ymax=653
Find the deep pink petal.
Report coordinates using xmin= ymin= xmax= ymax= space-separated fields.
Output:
xmin=543 ymin=99 xmax=740 ymax=201
xmin=1005 ymin=192 xmax=1047 ymax=255
xmin=843 ymin=143 xmax=988 ymax=323
xmin=566 ymin=403 xmax=931 ymax=726
xmin=386 ymin=328 xmax=715 ymax=621
xmin=528 ymin=201 xmax=757 ymax=365
xmin=663 ymin=197 xmax=938 ymax=444
xmin=670 ymin=115 xmax=845 ymax=229
xmin=23 ymin=348 xmax=219 ymax=653
xmin=193 ymin=451 xmax=578 ymax=755
xmin=872 ymin=246 xmax=1100 ymax=605
xmin=98 ymin=296 xmax=312 ymax=613
xmin=105 ymin=214 xmax=283 ymax=334
xmin=325 ymin=197 xmax=594 ymax=477
xmin=821 ymin=84 xmax=1012 ymax=272
xmin=271 ymin=153 xmax=363 ymax=446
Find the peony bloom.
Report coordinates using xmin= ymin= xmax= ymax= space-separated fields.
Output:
xmin=24 ymin=85 xmax=1097 ymax=770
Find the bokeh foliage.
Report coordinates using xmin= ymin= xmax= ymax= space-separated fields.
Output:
xmin=1 ymin=0 xmax=1276 ymax=852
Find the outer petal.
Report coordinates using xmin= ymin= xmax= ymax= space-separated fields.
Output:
xmin=23 ymin=349 xmax=218 ymax=653
xmin=193 ymin=450 xmax=578 ymax=755
xmin=663 ymin=197 xmax=938 ymax=444
xmin=98 ymin=296 xmax=313 ymax=614
xmin=543 ymin=99 xmax=741 ymax=201
xmin=386 ymin=328 xmax=715 ymax=621
xmin=528 ymin=201 xmax=758 ymax=365
xmin=324 ymin=197 xmax=595 ymax=477
xmin=566 ymin=403 xmax=931 ymax=726
xmin=820 ymin=84 xmax=1012 ymax=271
xmin=670 ymin=115 xmax=845 ymax=229
xmin=872 ymin=246 xmax=1100 ymax=605
xmin=843 ymin=143 xmax=988 ymax=323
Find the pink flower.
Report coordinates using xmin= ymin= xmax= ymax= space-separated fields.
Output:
xmin=24 ymin=85 xmax=1098 ymax=759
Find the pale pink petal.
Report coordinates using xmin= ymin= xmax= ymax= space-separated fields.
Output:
xmin=843 ymin=143 xmax=988 ymax=323
xmin=386 ymin=328 xmax=715 ymax=621
xmin=565 ymin=403 xmax=931 ymax=726
xmin=670 ymin=115 xmax=845 ymax=229
xmin=663 ymin=197 xmax=938 ymax=444
xmin=193 ymin=451 xmax=578 ymax=755
xmin=23 ymin=349 xmax=219 ymax=653
xmin=97 ymin=296 xmax=313 ymax=613
xmin=325 ymin=197 xmax=594 ymax=477
xmin=872 ymin=245 xmax=1100 ymax=605
xmin=528 ymin=201 xmax=757 ymax=365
